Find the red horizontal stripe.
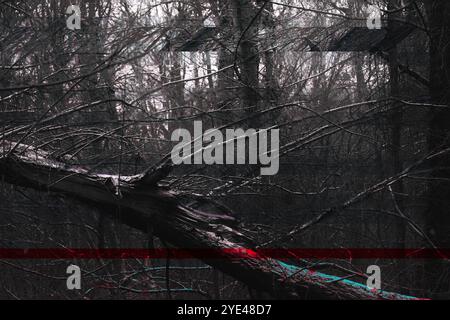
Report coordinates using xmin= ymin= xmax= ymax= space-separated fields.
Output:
xmin=0 ymin=248 xmax=449 ymax=259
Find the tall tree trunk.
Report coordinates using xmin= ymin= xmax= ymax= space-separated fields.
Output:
xmin=232 ymin=0 xmax=260 ymax=127
xmin=424 ymin=0 xmax=450 ymax=298
xmin=213 ymin=2 xmax=235 ymax=126
xmin=387 ymin=0 xmax=406 ymax=289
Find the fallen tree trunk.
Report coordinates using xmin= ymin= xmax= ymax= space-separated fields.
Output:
xmin=0 ymin=141 xmax=420 ymax=299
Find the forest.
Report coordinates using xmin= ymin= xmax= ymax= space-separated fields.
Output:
xmin=0 ymin=0 xmax=449 ymax=300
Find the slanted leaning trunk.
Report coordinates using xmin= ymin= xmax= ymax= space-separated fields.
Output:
xmin=0 ymin=141 xmax=421 ymax=300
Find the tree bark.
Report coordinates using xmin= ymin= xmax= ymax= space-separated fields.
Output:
xmin=0 ymin=141 xmax=421 ymax=300
xmin=232 ymin=0 xmax=261 ymax=127
xmin=387 ymin=0 xmax=406 ymax=289
xmin=424 ymin=0 xmax=450 ymax=297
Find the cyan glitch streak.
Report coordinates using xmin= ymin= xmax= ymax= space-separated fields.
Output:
xmin=276 ymin=260 xmax=420 ymax=300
